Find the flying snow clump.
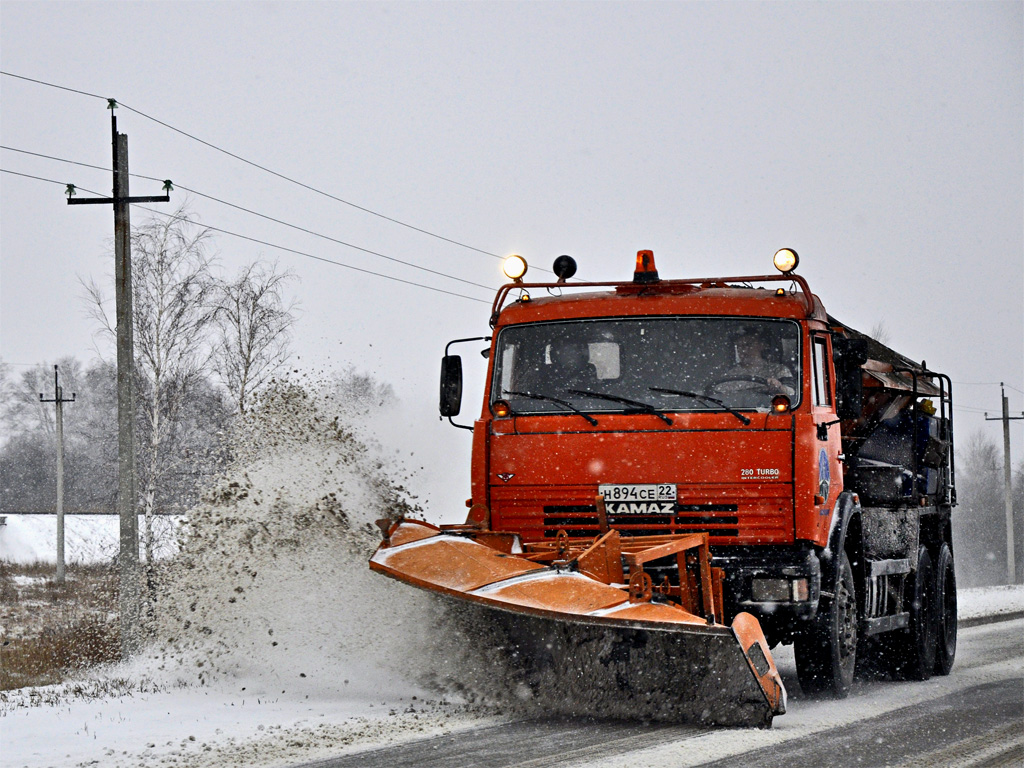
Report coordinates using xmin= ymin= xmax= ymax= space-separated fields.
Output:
xmin=148 ymin=379 xmax=432 ymax=698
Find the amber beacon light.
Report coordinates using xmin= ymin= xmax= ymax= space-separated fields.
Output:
xmin=633 ymin=250 xmax=660 ymax=283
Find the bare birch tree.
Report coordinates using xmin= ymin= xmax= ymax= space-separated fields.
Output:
xmin=869 ymin=321 xmax=891 ymax=347
xmin=83 ymin=204 xmax=219 ymax=566
xmin=0 ymin=358 xmax=83 ymax=441
xmin=212 ymin=260 xmax=296 ymax=413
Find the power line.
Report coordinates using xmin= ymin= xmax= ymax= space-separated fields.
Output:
xmin=1 ymin=145 xmax=109 ymax=174
xmin=1 ymin=168 xmax=79 ymax=187
xmin=954 ymin=405 xmax=1004 ymax=415
xmin=1 ymin=145 xmax=497 ymax=292
xmin=953 ymin=402 xmax=999 ymax=411
xmin=0 ymin=70 xmax=106 ymax=101
xmin=135 ymin=204 xmax=492 ymax=304
xmin=954 ymin=381 xmax=1024 ymax=399
xmin=0 ymin=70 xmax=502 ymax=260
xmin=118 ymin=100 xmax=503 ymax=259
xmin=1 ymin=361 xmax=76 ymax=368
xmin=1 ymin=168 xmax=490 ymax=304
xmin=163 ymin=182 xmax=496 ymax=292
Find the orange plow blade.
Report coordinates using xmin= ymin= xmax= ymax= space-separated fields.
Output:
xmin=370 ymin=519 xmax=786 ymax=727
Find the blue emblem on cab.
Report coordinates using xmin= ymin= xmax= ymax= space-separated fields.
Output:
xmin=817 ymin=449 xmax=830 ymax=502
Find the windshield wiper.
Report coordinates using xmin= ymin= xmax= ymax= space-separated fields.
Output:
xmin=567 ymin=389 xmax=673 ymax=425
xmin=648 ymin=387 xmax=751 ymax=426
xmin=504 ymin=390 xmax=599 ymax=426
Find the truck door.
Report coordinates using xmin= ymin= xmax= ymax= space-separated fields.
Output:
xmin=805 ymin=333 xmax=842 ymax=543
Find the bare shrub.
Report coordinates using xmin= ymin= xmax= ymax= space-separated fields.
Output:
xmin=1 ymin=617 xmax=120 ymax=690
xmin=0 ymin=561 xmax=17 ymax=604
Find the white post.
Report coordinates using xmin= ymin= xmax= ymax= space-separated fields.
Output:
xmin=55 ymin=374 xmax=65 ymax=584
xmin=1001 ymin=386 xmax=1015 ymax=584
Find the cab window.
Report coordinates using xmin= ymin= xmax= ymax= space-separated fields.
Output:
xmin=812 ymin=336 xmax=832 ymax=407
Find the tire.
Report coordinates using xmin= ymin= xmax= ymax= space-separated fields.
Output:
xmin=933 ymin=542 xmax=957 ymax=676
xmin=795 ymin=549 xmax=858 ymax=697
xmin=891 ymin=546 xmax=936 ymax=680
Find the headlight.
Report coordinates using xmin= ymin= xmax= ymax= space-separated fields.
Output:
xmin=503 ymin=255 xmax=528 ymax=281
xmin=773 ymin=248 xmax=799 ymax=274
xmin=751 ymin=577 xmax=809 ymax=602
xmin=752 ymin=578 xmax=790 ymax=602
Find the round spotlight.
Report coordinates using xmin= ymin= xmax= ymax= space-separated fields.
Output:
xmin=503 ymin=254 xmax=528 ymax=281
xmin=773 ymin=248 xmax=799 ymax=274
xmin=491 ymin=399 xmax=512 ymax=418
xmin=771 ymin=394 xmax=791 ymax=413
xmin=553 ymin=255 xmax=577 ymax=281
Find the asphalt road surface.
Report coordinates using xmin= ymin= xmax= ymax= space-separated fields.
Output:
xmin=298 ymin=618 xmax=1023 ymax=768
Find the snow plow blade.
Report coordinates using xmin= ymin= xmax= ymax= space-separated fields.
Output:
xmin=369 ymin=518 xmax=786 ymax=727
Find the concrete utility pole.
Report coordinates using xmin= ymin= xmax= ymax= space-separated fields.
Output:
xmin=39 ymin=365 xmax=75 ymax=583
xmin=985 ymin=383 xmax=1024 ymax=585
xmin=68 ymin=101 xmax=170 ymax=655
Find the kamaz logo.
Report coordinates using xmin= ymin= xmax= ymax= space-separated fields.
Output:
xmin=607 ymin=502 xmax=675 ymax=515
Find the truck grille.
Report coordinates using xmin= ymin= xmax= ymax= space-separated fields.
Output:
xmin=542 ymin=503 xmax=740 ymax=538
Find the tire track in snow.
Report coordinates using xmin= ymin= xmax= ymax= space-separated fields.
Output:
xmin=696 ymin=678 xmax=1023 ymax=768
xmin=299 ymin=718 xmax=708 ymax=768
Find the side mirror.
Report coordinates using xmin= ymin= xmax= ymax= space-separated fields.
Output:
xmin=440 ymin=355 xmax=463 ymax=417
xmin=833 ymin=337 xmax=868 ymax=420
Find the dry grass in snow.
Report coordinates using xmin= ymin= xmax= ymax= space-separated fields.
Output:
xmin=0 ymin=560 xmax=121 ymax=691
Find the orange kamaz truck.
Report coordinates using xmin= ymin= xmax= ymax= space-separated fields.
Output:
xmin=371 ymin=249 xmax=957 ymax=725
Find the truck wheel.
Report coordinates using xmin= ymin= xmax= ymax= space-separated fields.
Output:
xmin=891 ymin=546 xmax=936 ymax=680
xmin=795 ymin=549 xmax=857 ymax=697
xmin=933 ymin=543 xmax=957 ymax=676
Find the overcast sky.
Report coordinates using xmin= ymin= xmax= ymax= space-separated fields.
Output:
xmin=1 ymin=1 xmax=1021 ymax=512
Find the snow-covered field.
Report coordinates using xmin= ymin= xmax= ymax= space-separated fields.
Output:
xmin=957 ymin=583 xmax=1024 ymax=622
xmin=0 ymin=514 xmax=182 ymax=564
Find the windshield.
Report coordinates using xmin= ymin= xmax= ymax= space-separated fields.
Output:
xmin=492 ymin=317 xmax=801 ymax=415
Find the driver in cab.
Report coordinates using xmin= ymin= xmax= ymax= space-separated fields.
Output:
xmin=712 ymin=328 xmax=794 ymax=397
xmin=548 ymin=339 xmax=599 ymax=391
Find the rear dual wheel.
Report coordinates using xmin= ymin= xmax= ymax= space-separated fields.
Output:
xmin=933 ymin=542 xmax=957 ymax=676
xmin=795 ymin=549 xmax=857 ymax=698
xmin=890 ymin=546 xmax=936 ymax=680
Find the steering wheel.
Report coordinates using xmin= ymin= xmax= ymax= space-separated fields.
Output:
xmin=706 ymin=374 xmax=771 ymax=394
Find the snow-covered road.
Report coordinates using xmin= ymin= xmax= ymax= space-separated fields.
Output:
xmin=276 ymin=618 xmax=1023 ymax=768
xmin=3 ymin=587 xmax=1022 ymax=768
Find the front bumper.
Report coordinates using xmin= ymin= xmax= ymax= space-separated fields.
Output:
xmin=711 ymin=545 xmax=822 ymax=629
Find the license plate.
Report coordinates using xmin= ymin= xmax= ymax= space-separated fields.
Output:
xmin=598 ymin=483 xmax=676 ymax=503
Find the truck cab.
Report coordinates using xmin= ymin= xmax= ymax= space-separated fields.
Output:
xmin=441 ymin=249 xmax=957 ymax=698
